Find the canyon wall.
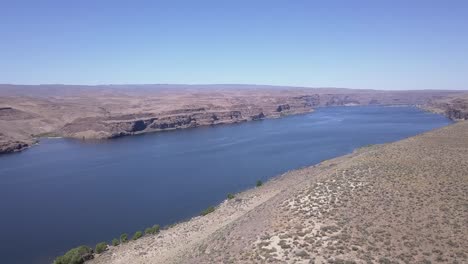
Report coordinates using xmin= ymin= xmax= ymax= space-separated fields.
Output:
xmin=424 ymin=95 xmax=468 ymax=120
xmin=1 ymin=84 xmax=467 ymax=153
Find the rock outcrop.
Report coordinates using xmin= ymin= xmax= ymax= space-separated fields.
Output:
xmin=59 ymin=106 xmax=312 ymax=140
xmin=1 ymin=84 xmax=467 ymax=154
xmin=423 ymin=95 xmax=468 ymax=120
xmin=0 ymin=134 xmax=31 ymax=154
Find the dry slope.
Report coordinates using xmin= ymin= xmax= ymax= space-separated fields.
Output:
xmin=90 ymin=121 xmax=468 ymax=264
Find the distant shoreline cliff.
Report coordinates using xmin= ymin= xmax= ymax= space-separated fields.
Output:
xmin=1 ymin=84 xmax=467 ymax=154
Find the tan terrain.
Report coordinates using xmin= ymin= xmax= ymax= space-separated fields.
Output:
xmin=423 ymin=93 xmax=468 ymax=120
xmin=0 ymin=84 xmax=466 ymax=154
xmin=89 ymin=121 xmax=468 ymax=264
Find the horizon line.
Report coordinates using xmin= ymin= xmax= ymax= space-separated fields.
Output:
xmin=1 ymin=83 xmax=467 ymax=92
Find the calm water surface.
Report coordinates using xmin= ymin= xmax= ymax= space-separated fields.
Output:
xmin=0 ymin=106 xmax=451 ymax=263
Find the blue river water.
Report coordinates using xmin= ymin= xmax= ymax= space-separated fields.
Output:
xmin=0 ymin=106 xmax=451 ymax=263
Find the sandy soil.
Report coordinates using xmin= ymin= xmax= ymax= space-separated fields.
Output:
xmin=89 ymin=121 xmax=468 ymax=264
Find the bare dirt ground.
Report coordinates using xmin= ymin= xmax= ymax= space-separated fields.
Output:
xmin=89 ymin=121 xmax=468 ymax=264
xmin=1 ymin=84 xmax=466 ymax=154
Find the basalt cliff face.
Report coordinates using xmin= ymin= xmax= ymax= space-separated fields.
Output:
xmin=424 ymin=94 xmax=468 ymax=120
xmin=59 ymin=110 xmax=262 ymax=139
xmin=0 ymin=136 xmax=32 ymax=154
xmin=0 ymin=84 xmax=467 ymax=153
xmin=0 ymin=107 xmax=37 ymax=154
xmin=57 ymin=91 xmax=466 ymax=140
xmin=58 ymin=99 xmax=316 ymax=139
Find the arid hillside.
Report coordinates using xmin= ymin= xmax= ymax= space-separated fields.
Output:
xmin=0 ymin=84 xmax=466 ymax=154
xmin=424 ymin=93 xmax=468 ymax=120
xmin=89 ymin=120 xmax=468 ymax=264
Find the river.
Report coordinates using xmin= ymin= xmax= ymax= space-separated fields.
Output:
xmin=0 ymin=106 xmax=451 ymax=264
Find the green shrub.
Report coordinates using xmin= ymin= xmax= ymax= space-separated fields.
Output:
xmin=95 ymin=242 xmax=107 ymax=254
xmin=227 ymin=193 xmax=235 ymax=200
xmin=120 ymin=233 xmax=128 ymax=243
xmin=145 ymin=227 xmax=153 ymax=235
xmin=132 ymin=231 xmax=143 ymax=240
xmin=53 ymin=245 xmax=93 ymax=264
xmin=152 ymin=224 xmax=160 ymax=233
xmin=200 ymin=206 xmax=215 ymax=216
xmin=359 ymin=144 xmax=374 ymax=149
xmin=145 ymin=224 xmax=160 ymax=235
xmin=112 ymin=238 xmax=119 ymax=246
xmin=256 ymin=180 xmax=263 ymax=187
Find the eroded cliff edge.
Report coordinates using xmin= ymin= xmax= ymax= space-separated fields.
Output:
xmin=0 ymin=134 xmax=33 ymax=154
xmin=1 ymin=84 xmax=467 ymax=154
xmin=423 ymin=94 xmax=468 ymax=120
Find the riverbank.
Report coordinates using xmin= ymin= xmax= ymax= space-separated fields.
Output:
xmin=89 ymin=121 xmax=468 ymax=264
xmin=420 ymin=93 xmax=468 ymax=120
xmin=2 ymin=106 xmax=450 ymax=264
xmin=0 ymin=136 xmax=35 ymax=155
xmin=2 ymin=84 xmax=467 ymax=154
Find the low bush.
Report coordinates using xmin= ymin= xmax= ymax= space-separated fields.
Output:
xmin=145 ymin=227 xmax=153 ymax=235
xmin=53 ymin=245 xmax=93 ymax=264
xmin=256 ymin=180 xmax=263 ymax=187
xmin=145 ymin=224 xmax=160 ymax=235
xmin=200 ymin=206 xmax=215 ymax=216
xmin=227 ymin=193 xmax=235 ymax=200
xmin=112 ymin=238 xmax=119 ymax=246
xmin=132 ymin=231 xmax=143 ymax=240
xmin=120 ymin=233 xmax=128 ymax=243
xmin=95 ymin=242 xmax=107 ymax=254
xmin=359 ymin=144 xmax=374 ymax=149
xmin=152 ymin=224 xmax=160 ymax=233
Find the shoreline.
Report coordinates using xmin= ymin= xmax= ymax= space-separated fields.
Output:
xmin=3 ymin=102 xmax=461 ymax=156
xmin=0 ymin=139 xmax=36 ymax=155
xmin=0 ymin=108 xmax=314 ymax=155
xmin=88 ymin=142 xmax=367 ymax=264
xmin=2 ymin=85 xmax=467 ymax=156
xmin=88 ymin=121 xmax=468 ymax=263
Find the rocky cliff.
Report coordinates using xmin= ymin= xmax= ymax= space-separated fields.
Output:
xmin=0 ymin=134 xmax=32 ymax=154
xmin=423 ymin=95 xmax=468 ymax=121
xmin=59 ymin=104 xmax=313 ymax=139
xmin=1 ymin=84 xmax=467 ymax=154
xmin=57 ymin=91 xmax=468 ymax=140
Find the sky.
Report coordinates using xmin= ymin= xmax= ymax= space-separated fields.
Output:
xmin=1 ymin=0 xmax=467 ymax=90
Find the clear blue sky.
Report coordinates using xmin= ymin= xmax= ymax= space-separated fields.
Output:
xmin=1 ymin=0 xmax=467 ymax=90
